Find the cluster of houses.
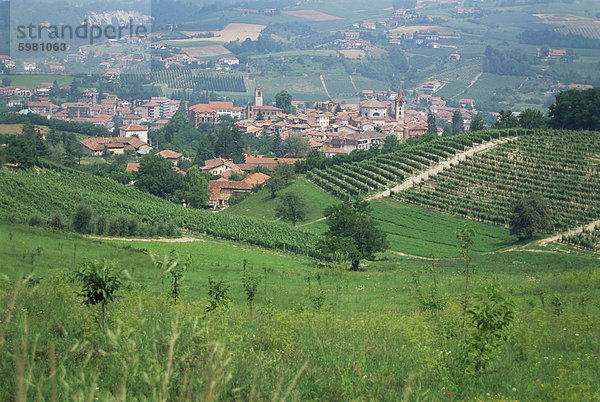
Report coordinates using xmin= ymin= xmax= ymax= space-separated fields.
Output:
xmin=187 ymin=87 xmax=431 ymax=157
xmin=0 ymin=82 xmax=185 ymax=132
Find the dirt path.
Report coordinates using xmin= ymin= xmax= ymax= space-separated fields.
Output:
xmin=367 ymin=137 xmax=513 ymax=201
xmin=320 ymin=74 xmax=332 ymax=99
xmin=86 ymin=235 xmax=204 ymax=243
xmin=516 ymin=77 xmax=529 ymax=91
xmin=451 ymin=72 xmax=482 ymax=100
xmin=297 ymin=216 xmax=326 ymax=228
xmin=389 ymin=250 xmax=440 ymax=260
xmin=538 ymin=220 xmax=600 ymax=247
xmin=349 ymin=74 xmax=358 ymax=92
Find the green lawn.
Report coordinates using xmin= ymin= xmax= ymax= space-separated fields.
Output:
xmin=223 ymin=176 xmax=337 ymax=225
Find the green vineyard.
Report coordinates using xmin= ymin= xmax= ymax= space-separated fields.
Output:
xmin=400 ymin=130 xmax=600 ymax=230
xmin=129 ymin=69 xmax=247 ymax=91
xmin=0 ymin=167 xmax=321 ymax=257
xmin=307 ymin=129 xmax=523 ymax=199
xmin=560 ymin=225 xmax=600 ymax=251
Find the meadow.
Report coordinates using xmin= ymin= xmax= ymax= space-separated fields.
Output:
xmin=223 ymin=177 xmax=337 ymax=225
xmin=1 ymin=220 xmax=599 ymax=400
xmin=0 ymin=74 xmax=74 ymax=89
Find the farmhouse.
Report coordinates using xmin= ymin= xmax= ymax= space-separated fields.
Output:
xmin=80 ymin=137 xmax=152 ymax=156
xmin=156 ymin=149 xmax=184 ymax=166
xmin=208 ymin=179 xmax=253 ymax=209
xmin=119 ymin=124 xmax=149 ymax=144
xmin=219 ymin=57 xmax=240 ymax=65
xmin=200 ymin=157 xmax=244 ymax=177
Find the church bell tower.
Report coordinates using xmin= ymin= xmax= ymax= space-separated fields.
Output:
xmin=255 ymin=87 xmax=263 ymax=107
xmin=395 ymin=87 xmax=405 ymax=122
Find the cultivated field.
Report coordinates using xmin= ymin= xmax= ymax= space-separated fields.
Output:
xmin=282 ymin=9 xmax=342 ymax=21
xmin=181 ymin=23 xmax=267 ymax=42
xmin=179 ymin=45 xmax=231 ymax=58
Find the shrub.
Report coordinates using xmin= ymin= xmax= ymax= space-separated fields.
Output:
xmin=28 ymin=214 xmax=45 ymax=227
xmin=72 ymin=204 xmax=93 ymax=233
xmin=50 ymin=212 xmax=64 ymax=230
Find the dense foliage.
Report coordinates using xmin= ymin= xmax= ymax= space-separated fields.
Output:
xmin=483 ymin=46 xmax=531 ymax=76
xmin=320 ymin=200 xmax=388 ymax=271
xmin=549 ymin=88 xmax=600 ymax=131
xmin=519 ymin=28 xmax=600 ymax=49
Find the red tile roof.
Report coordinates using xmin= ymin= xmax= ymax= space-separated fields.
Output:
xmin=156 ymin=149 xmax=183 ymax=159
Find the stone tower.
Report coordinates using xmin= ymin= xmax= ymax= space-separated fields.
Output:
xmin=395 ymin=87 xmax=405 ymax=122
xmin=255 ymin=87 xmax=263 ymax=107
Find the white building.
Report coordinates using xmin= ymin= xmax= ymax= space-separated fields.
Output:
xmin=119 ymin=124 xmax=149 ymax=144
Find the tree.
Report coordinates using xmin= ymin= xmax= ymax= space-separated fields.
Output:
xmin=193 ymin=133 xmax=215 ymax=166
xmin=265 ymin=163 xmax=295 ymax=197
xmin=456 ymin=222 xmax=475 ymax=340
xmin=320 ymin=200 xmax=388 ymax=271
xmin=135 ymin=154 xmax=182 ymax=200
xmin=493 ymin=110 xmax=519 ymax=129
xmin=3 ymin=135 xmax=37 ymax=169
xmin=427 ymin=112 xmax=437 ymax=134
xmin=518 ymin=108 xmax=547 ymax=129
xmin=452 ymin=110 xmax=464 ymax=135
xmin=256 ymin=111 xmax=264 ymax=121
xmin=548 ymin=88 xmax=600 ymax=130
xmin=470 ymin=115 xmax=486 ymax=131
xmin=334 ymin=104 xmax=342 ymax=114
xmin=74 ymin=259 xmax=122 ymax=330
xmin=509 ymin=194 xmax=551 ymax=240
xmin=1 ymin=77 xmax=11 ymax=86
xmin=214 ymin=124 xmax=244 ymax=163
xmin=72 ymin=203 xmax=93 ymax=233
xmin=151 ymin=250 xmax=188 ymax=305
xmin=275 ymin=90 xmax=295 ymax=114
xmin=281 ymin=132 xmax=310 ymax=158
xmin=272 ymin=133 xmax=284 ymax=157
xmin=381 ymin=135 xmax=399 ymax=154
xmin=180 ymin=166 xmax=209 ymax=208
xmin=275 ymin=191 xmax=308 ymax=226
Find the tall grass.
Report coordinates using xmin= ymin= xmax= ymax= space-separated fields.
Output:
xmin=1 ymin=264 xmax=599 ymax=400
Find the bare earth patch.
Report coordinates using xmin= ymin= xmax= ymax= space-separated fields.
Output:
xmin=387 ymin=25 xmax=445 ymax=35
xmin=87 ymin=235 xmax=205 ymax=243
xmin=339 ymin=49 xmax=366 ymax=59
xmin=180 ymin=23 xmax=266 ymax=42
xmin=283 ymin=10 xmax=342 ymax=21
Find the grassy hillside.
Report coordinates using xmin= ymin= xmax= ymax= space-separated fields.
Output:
xmin=1 ymin=223 xmax=600 ymax=399
xmin=401 ymin=130 xmax=600 ymax=230
xmin=223 ymin=176 xmax=337 ymax=224
xmin=225 ymin=176 xmax=516 ymax=257
xmin=369 ymin=199 xmax=515 ymax=258
xmin=0 ymin=166 xmax=321 ymax=256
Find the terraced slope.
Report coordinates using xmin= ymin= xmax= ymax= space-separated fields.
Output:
xmin=307 ymin=129 xmax=528 ymax=199
xmin=0 ymin=167 xmax=322 ymax=257
xmin=400 ymin=130 xmax=600 ymax=230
